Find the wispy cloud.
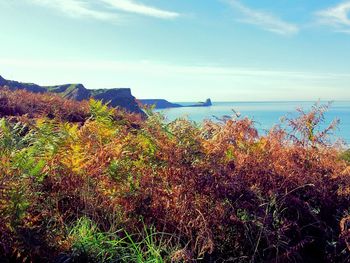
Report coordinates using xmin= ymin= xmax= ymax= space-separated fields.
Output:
xmin=100 ymin=0 xmax=179 ymax=19
xmin=29 ymin=0 xmax=179 ymax=21
xmin=224 ymin=0 xmax=299 ymax=36
xmin=30 ymin=0 xmax=116 ymax=21
xmin=316 ymin=1 xmax=350 ymax=33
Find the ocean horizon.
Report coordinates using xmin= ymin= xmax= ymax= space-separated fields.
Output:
xmin=156 ymin=100 xmax=350 ymax=145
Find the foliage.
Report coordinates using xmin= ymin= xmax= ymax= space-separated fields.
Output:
xmin=0 ymin=88 xmax=89 ymax=122
xmin=68 ymin=217 xmax=179 ymax=262
xmin=341 ymin=149 xmax=350 ymax=163
xmin=0 ymin=88 xmax=349 ymax=262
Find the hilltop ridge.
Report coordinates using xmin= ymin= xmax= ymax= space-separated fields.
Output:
xmin=0 ymin=75 xmax=143 ymax=115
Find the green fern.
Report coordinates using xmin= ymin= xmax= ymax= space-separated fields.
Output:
xmin=89 ymin=99 xmax=115 ymax=127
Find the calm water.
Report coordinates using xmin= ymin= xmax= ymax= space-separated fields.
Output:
xmin=157 ymin=101 xmax=350 ymax=145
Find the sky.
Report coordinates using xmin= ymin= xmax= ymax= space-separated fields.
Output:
xmin=0 ymin=0 xmax=349 ymax=101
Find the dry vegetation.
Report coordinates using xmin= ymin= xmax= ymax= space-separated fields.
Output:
xmin=0 ymin=88 xmax=350 ymax=262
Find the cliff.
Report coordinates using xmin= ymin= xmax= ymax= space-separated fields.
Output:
xmin=92 ymin=88 xmax=143 ymax=115
xmin=0 ymin=75 xmax=143 ymax=115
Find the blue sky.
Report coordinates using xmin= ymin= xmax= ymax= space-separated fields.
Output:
xmin=0 ymin=0 xmax=349 ymax=101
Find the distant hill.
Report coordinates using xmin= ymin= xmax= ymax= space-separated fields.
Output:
xmin=0 ymin=75 xmax=143 ymax=115
xmin=139 ymin=99 xmax=182 ymax=109
xmin=139 ymin=98 xmax=212 ymax=109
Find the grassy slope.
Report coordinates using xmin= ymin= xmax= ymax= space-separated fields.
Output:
xmin=45 ymin=84 xmax=79 ymax=93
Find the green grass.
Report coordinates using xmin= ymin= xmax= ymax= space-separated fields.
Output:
xmin=44 ymin=84 xmax=80 ymax=95
xmin=69 ymin=217 xmax=181 ymax=262
xmin=89 ymin=89 xmax=109 ymax=97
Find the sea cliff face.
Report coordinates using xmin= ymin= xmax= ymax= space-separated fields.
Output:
xmin=0 ymin=75 xmax=144 ymax=115
xmin=92 ymin=88 xmax=143 ymax=115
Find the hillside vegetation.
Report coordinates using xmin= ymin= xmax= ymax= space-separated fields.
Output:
xmin=0 ymin=88 xmax=350 ymax=262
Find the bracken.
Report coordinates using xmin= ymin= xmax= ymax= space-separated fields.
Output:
xmin=0 ymin=88 xmax=349 ymax=262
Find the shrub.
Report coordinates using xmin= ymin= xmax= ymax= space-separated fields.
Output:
xmin=341 ymin=149 xmax=350 ymax=163
xmin=0 ymin=89 xmax=349 ymax=262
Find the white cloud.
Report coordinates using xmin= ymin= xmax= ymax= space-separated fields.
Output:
xmin=224 ymin=0 xmax=299 ymax=36
xmin=100 ymin=0 xmax=179 ymax=19
xmin=316 ymin=1 xmax=350 ymax=33
xmin=30 ymin=0 xmax=116 ymax=21
xmin=28 ymin=0 xmax=179 ymax=21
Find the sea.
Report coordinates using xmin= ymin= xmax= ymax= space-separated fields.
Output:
xmin=156 ymin=101 xmax=350 ymax=145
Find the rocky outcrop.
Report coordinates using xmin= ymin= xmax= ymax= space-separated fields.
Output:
xmin=0 ymin=75 xmax=144 ymax=115
xmin=188 ymin=98 xmax=212 ymax=107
